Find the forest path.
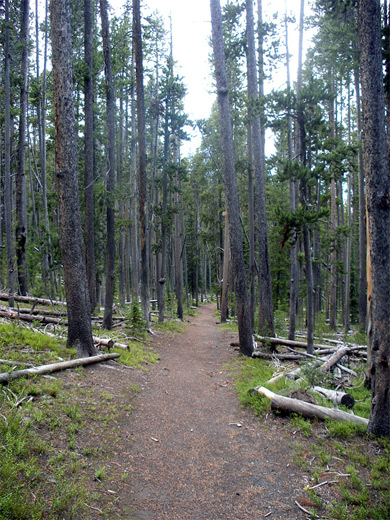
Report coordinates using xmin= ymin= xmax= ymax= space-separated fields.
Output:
xmin=110 ymin=303 xmax=307 ymax=520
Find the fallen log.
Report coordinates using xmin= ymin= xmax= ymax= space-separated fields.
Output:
xmin=253 ymin=386 xmax=368 ymax=426
xmin=0 ymin=293 xmax=66 ymax=306
xmin=319 ymin=346 xmax=350 ymax=373
xmin=0 ymin=353 xmax=120 ymax=384
xmin=0 ymin=358 xmax=34 ymax=367
xmin=92 ymin=336 xmax=129 ymax=350
xmin=255 ymin=335 xmax=345 ymax=351
xmin=14 ymin=307 xmax=68 ymax=318
xmin=312 ymin=386 xmax=355 ymax=409
xmin=0 ymin=308 xmax=66 ymax=325
xmin=252 ymin=351 xmax=305 ymax=361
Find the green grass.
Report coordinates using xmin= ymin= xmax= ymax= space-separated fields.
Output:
xmin=0 ymin=317 xmax=159 ymax=519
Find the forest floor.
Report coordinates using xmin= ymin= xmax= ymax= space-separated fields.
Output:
xmin=53 ymin=302 xmax=341 ymax=520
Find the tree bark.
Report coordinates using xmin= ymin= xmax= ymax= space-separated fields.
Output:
xmin=220 ymin=211 xmax=230 ymax=323
xmin=100 ymin=0 xmax=116 ymax=330
xmin=16 ymin=0 xmax=30 ymax=296
xmin=50 ymin=0 xmax=97 ymax=356
xmin=250 ymin=0 xmax=275 ymax=336
xmin=4 ymin=0 xmax=15 ymax=308
xmin=133 ymin=0 xmax=151 ymax=330
xmin=210 ymin=0 xmax=253 ymax=356
xmin=353 ymin=47 xmax=367 ymax=331
xmin=84 ymin=0 xmax=96 ymax=313
xmin=359 ymin=0 xmax=390 ymax=438
xmin=285 ymin=4 xmax=299 ymax=340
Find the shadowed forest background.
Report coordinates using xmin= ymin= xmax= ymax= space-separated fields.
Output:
xmin=1 ymin=0 xmax=390 ymax=435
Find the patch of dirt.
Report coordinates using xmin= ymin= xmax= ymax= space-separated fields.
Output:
xmin=57 ymin=303 xmax=316 ymax=520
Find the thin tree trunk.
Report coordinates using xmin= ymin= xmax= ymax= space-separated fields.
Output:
xmin=210 ymin=0 xmax=253 ymax=356
xmin=220 ymin=211 xmax=230 ymax=323
xmin=329 ymin=79 xmax=337 ymax=330
xmin=16 ymin=0 xmax=30 ymax=296
xmin=296 ymin=0 xmax=314 ymax=354
xmin=354 ymin=60 xmax=367 ymax=330
xmin=100 ymin=0 xmax=116 ymax=330
xmin=285 ymin=1 xmax=299 ymax=339
xmin=247 ymin=124 xmax=255 ymax=332
xmin=130 ymin=54 xmax=139 ymax=304
xmin=254 ymin=0 xmax=274 ymax=335
xmin=4 ymin=0 xmax=15 ymax=307
xmin=345 ymin=80 xmax=352 ymax=331
xmin=133 ymin=0 xmax=151 ymax=330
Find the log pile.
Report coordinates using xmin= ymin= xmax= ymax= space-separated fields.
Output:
xmin=249 ymin=334 xmax=367 ymax=425
xmin=253 ymin=386 xmax=367 ymax=426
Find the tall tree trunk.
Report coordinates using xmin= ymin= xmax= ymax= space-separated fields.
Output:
xmin=220 ymin=211 xmax=230 ymax=323
xmin=329 ymin=81 xmax=337 ymax=331
xmin=118 ymin=87 xmax=126 ymax=307
xmin=210 ymin=0 xmax=253 ymax=356
xmin=130 ymin=54 xmax=139 ymax=304
xmin=84 ymin=0 xmax=96 ymax=312
xmin=4 ymin=0 xmax=15 ymax=307
xmin=297 ymin=0 xmax=314 ymax=354
xmin=36 ymin=0 xmax=51 ymax=295
xmin=285 ymin=1 xmax=299 ymax=339
xmin=247 ymin=124 xmax=255 ymax=332
xmin=253 ymin=0 xmax=275 ymax=335
xmin=174 ymin=192 xmax=183 ymax=319
xmin=50 ymin=0 xmax=96 ymax=356
xmin=354 ymin=59 xmax=367 ymax=330
xmin=100 ymin=0 xmax=116 ymax=330
xmin=16 ymin=0 xmax=30 ymax=296
xmin=133 ymin=0 xmax=151 ymax=330
xmin=344 ymin=81 xmax=352 ymax=331
xmin=359 ymin=0 xmax=390 ymax=438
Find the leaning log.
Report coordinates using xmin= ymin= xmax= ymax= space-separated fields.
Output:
xmin=0 ymin=353 xmax=120 ymax=384
xmin=312 ymin=386 xmax=355 ymax=409
xmin=253 ymin=386 xmax=368 ymax=426
xmin=319 ymin=346 xmax=350 ymax=373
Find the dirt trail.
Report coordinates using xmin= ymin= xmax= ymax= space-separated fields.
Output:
xmin=112 ymin=303 xmax=307 ymax=520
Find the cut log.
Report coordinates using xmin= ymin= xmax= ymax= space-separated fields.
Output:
xmin=312 ymin=386 xmax=355 ymax=409
xmin=253 ymin=386 xmax=368 ymax=426
xmin=0 ymin=293 xmax=66 ymax=306
xmin=92 ymin=336 xmax=129 ymax=350
xmin=0 ymin=353 xmax=120 ymax=384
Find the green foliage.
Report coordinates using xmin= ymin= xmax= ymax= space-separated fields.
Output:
xmin=291 ymin=415 xmax=312 ymax=437
xmin=128 ymin=304 xmax=146 ymax=330
xmin=113 ymin=342 xmax=159 ymax=370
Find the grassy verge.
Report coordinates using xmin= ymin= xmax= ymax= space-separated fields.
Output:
xmin=0 ymin=317 xmax=157 ymax=519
